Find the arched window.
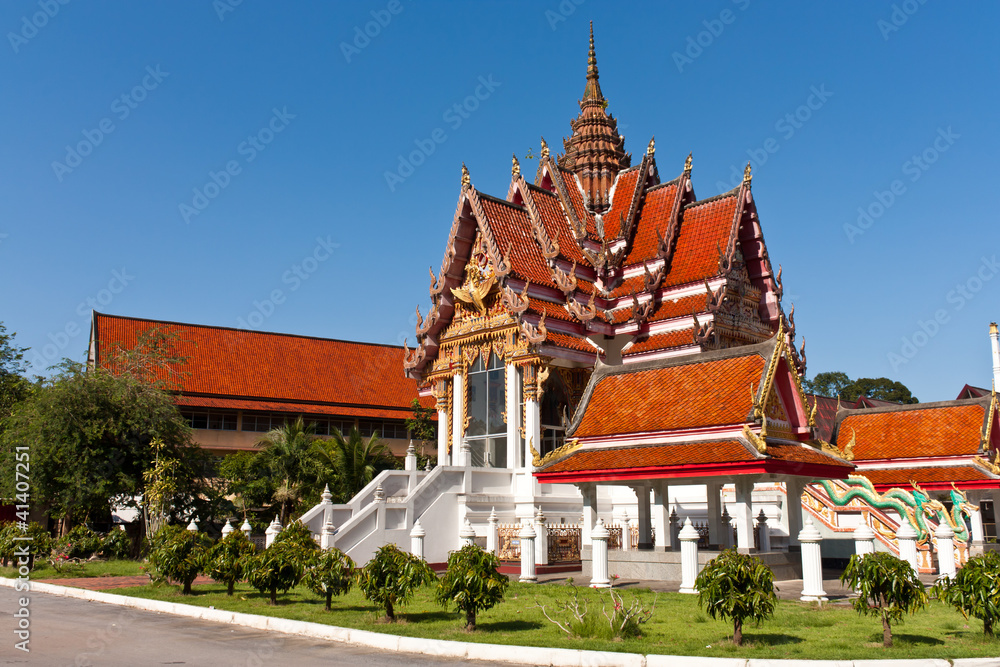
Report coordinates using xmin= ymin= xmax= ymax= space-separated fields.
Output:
xmin=465 ymin=353 xmax=507 ymax=467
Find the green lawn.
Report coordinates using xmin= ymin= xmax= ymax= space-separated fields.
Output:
xmin=1 ymin=559 xmax=146 ymax=580
xmin=109 ymin=579 xmax=1000 ymax=660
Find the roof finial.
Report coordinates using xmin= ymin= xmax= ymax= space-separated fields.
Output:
xmin=743 ymin=161 xmax=753 ymax=184
xmin=583 ymin=21 xmax=602 ymax=101
xmin=684 ymin=152 xmax=693 ymax=173
xmin=540 ymin=136 xmax=549 ymax=160
xmin=461 ymin=162 xmax=470 ymax=189
xmin=646 ymin=136 xmax=655 ymax=157
xmin=511 ymin=153 xmax=520 ymax=177
xmin=588 ymin=20 xmax=597 ymax=73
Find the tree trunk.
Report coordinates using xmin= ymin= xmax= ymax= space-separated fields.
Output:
xmin=385 ymin=599 xmax=395 ymax=622
xmin=183 ymin=579 xmax=193 ymax=595
xmin=465 ymin=608 xmax=476 ymax=631
xmin=227 ymin=581 xmax=235 ymax=596
xmin=325 ymin=591 xmax=333 ymax=611
xmin=269 ymin=587 xmax=277 ymax=605
xmin=733 ymin=618 xmax=742 ymax=646
xmin=882 ymin=614 xmax=892 ymax=648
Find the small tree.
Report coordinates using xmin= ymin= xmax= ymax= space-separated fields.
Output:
xmin=147 ymin=524 xmax=212 ymax=594
xmin=207 ymin=530 xmax=256 ymax=596
xmin=934 ymin=550 xmax=1000 ymax=635
xmin=304 ymin=548 xmax=355 ymax=610
xmin=435 ymin=544 xmax=509 ymax=630
xmin=0 ymin=522 xmax=51 ymax=570
xmin=246 ymin=541 xmax=312 ymax=605
xmin=357 ymin=543 xmax=435 ymax=622
xmin=694 ymin=549 xmax=777 ymax=646
xmin=274 ymin=520 xmax=320 ymax=553
xmin=841 ymin=551 xmax=928 ymax=647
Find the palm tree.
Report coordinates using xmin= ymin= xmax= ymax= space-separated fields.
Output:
xmin=255 ymin=416 xmax=318 ymax=522
xmin=314 ymin=427 xmax=393 ymax=502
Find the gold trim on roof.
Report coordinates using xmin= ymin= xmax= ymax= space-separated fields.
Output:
xmin=742 ymin=424 xmax=767 ymax=454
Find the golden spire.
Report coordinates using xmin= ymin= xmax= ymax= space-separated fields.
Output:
xmin=684 ymin=152 xmax=693 ymax=173
xmin=540 ymin=137 xmax=550 ymax=160
xmin=511 ymin=153 xmax=520 ymax=177
xmin=743 ymin=161 xmax=753 ymax=184
xmin=461 ymin=162 xmax=470 ymax=189
xmin=646 ymin=136 xmax=655 ymax=156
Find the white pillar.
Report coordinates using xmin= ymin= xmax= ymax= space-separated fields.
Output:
xmin=896 ymin=522 xmax=919 ymax=573
xmin=784 ymin=478 xmax=806 ymax=548
xmin=990 ymin=322 xmax=999 ymax=389
xmin=590 ymin=518 xmax=611 ymax=588
xmin=968 ymin=493 xmax=985 ymax=556
xmin=721 ymin=507 xmax=733 ymax=550
xmin=410 ymin=519 xmax=426 ymax=559
xmin=579 ymin=483 xmax=597 ymax=546
xmin=240 ymin=518 xmax=252 ymax=538
xmin=321 ymin=519 xmax=336 ymax=550
xmin=652 ymin=482 xmax=669 ymax=550
xmin=460 ymin=518 xmax=477 ymax=547
xmin=706 ymin=483 xmax=722 ymax=547
xmin=734 ymin=478 xmax=755 ymax=553
xmin=534 ymin=508 xmax=548 ymax=566
xmin=853 ymin=522 xmax=875 ymax=556
xmin=519 ymin=521 xmax=537 ymax=583
xmin=506 ymin=363 xmax=520 ymax=469
xmin=452 ymin=374 xmax=465 ymax=466
xmin=186 ymin=518 xmax=199 ymax=532
xmin=221 ymin=519 xmax=234 ymax=538
xmin=935 ymin=522 xmax=956 ymax=580
xmin=487 ymin=507 xmax=499 ymax=554
xmin=404 ymin=440 xmax=417 ymax=471
xmin=634 ymin=485 xmax=652 ymax=550
xmin=265 ymin=516 xmax=282 ymax=547
xmin=437 ymin=407 xmax=449 ymax=466
xmin=798 ymin=518 xmax=827 ymax=602
xmin=679 ymin=517 xmax=700 ymax=594
xmin=669 ymin=508 xmax=680 ymax=551
xmin=756 ymin=509 xmax=770 ymax=553
xmin=525 ymin=397 xmax=540 ymax=467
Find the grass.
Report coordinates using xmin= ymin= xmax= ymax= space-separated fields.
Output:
xmin=0 ymin=559 xmax=146 ymax=580
xmin=104 ymin=578 xmax=1000 ymax=660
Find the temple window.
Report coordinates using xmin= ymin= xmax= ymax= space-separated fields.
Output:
xmin=466 ymin=352 xmax=507 ymax=467
xmin=540 ymin=376 xmax=569 ymax=455
xmin=182 ymin=410 xmax=237 ymax=431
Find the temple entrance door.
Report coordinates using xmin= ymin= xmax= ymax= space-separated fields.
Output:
xmin=465 ymin=353 xmax=507 ymax=467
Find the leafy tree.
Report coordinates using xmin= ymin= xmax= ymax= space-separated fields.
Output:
xmin=357 ymin=543 xmax=435 ymax=622
xmin=405 ymin=398 xmax=436 ymax=443
xmin=0 ymin=323 xmax=33 ymax=431
xmin=304 ymin=548 xmax=355 ymax=610
xmin=694 ymin=549 xmax=777 ymax=646
xmin=55 ymin=525 xmax=104 ymax=559
xmin=841 ymin=551 xmax=928 ymax=647
xmin=100 ymin=527 xmax=134 ymax=560
xmin=274 ymin=520 xmax=321 ymax=554
xmin=0 ymin=522 xmax=51 ymax=570
xmin=207 ymin=530 xmax=257 ymax=596
xmin=804 ymin=371 xmax=853 ymax=398
xmin=256 ymin=417 xmax=320 ymax=522
xmin=246 ymin=540 xmax=312 ymax=605
xmin=934 ymin=550 xmax=1000 ymax=635
xmin=435 ymin=544 xmax=509 ymax=630
xmin=218 ymin=451 xmax=277 ymax=519
xmin=146 ymin=524 xmax=212 ymax=594
xmin=843 ymin=377 xmax=919 ymax=404
xmin=315 ymin=427 xmax=394 ymax=503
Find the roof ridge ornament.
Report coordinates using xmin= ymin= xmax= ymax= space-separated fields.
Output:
xmin=684 ymin=152 xmax=693 ymax=174
xmin=646 ymin=136 xmax=655 ymax=157
xmin=743 ymin=161 xmax=753 ymax=185
xmin=512 ymin=153 xmax=520 ymax=177
xmin=461 ymin=162 xmax=471 ymax=189
xmin=540 ymin=136 xmax=550 ymax=160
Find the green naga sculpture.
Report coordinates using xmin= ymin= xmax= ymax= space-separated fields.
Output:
xmin=817 ymin=476 xmax=978 ymax=545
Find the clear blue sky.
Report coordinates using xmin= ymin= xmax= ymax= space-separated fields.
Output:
xmin=2 ymin=1 xmax=998 ymax=403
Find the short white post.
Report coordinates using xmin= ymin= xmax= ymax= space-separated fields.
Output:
xmin=798 ymin=518 xmax=828 ymax=602
xmin=721 ymin=506 xmax=733 ymax=550
xmin=221 ymin=519 xmax=234 ymax=538
xmin=679 ymin=517 xmax=700 ymax=594
xmin=935 ymin=522 xmax=956 ymax=580
xmin=622 ymin=516 xmax=632 ymax=552
xmin=410 ymin=519 xmax=425 ymax=559
xmin=534 ymin=507 xmax=548 ymax=566
xmin=756 ymin=509 xmax=770 ymax=553
xmin=320 ymin=519 xmax=336 ymax=549
xmin=460 ymin=518 xmax=477 ymax=547
xmin=519 ymin=521 xmax=537 ymax=583
xmin=486 ymin=507 xmax=499 ymax=555
xmin=404 ymin=440 xmax=417 ymax=471
xmin=895 ymin=522 xmax=919 ymax=574
xmin=590 ymin=518 xmax=611 ymax=588
xmin=321 ymin=485 xmax=333 ymax=504
xmin=240 ymin=518 xmax=252 ymax=538
xmin=854 ymin=522 xmax=876 ymax=556
xmin=264 ymin=516 xmax=282 ymax=547
xmin=186 ymin=518 xmax=199 ymax=533
xmin=373 ymin=482 xmax=385 ymax=503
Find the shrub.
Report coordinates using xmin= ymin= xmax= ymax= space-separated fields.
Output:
xmin=100 ymin=527 xmax=133 ymax=560
xmin=435 ymin=544 xmax=508 ymax=630
xmin=246 ymin=541 xmax=312 ymax=605
xmin=57 ymin=525 xmax=104 ymax=559
xmin=207 ymin=530 xmax=257 ymax=596
xmin=357 ymin=543 xmax=435 ymax=621
xmin=934 ymin=550 xmax=1000 ymax=635
xmin=304 ymin=548 xmax=355 ymax=610
xmin=694 ymin=549 xmax=777 ymax=646
xmin=146 ymin=524 xmax=212 ymax=594
xmin=535 ymin=584 xmax=656 ymax=640
xmin=273 ymin=520 xmax=320 ymax=554
xmin=0 ymin=522 xmax=52 ymax=571
xmin=841 ymin=551 xmax=928 ymax=647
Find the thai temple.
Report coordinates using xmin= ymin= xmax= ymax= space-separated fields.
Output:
xmin=90 ymin=26 xmax=1000 ymax=581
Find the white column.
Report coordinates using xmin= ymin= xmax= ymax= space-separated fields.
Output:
xmin=721 ymin=507 xmax=733 ymax=549
xmin=652 ymin=482 xmax=669 ymax=550
xmin=990 ymin=322 xmax=999 ymax=389
xmin=506 ymin=363 xmax=520 ymax=469
xmin=935 ymin=522 xmax=956 ymax=580
xmin=896 ymin=522 xmax=919 ymax=573
xmin=321 ymin=519 xmax=336 ymax=550
xmin=579 ymin=483 xmax=597 ymax=546
xmin=240 ymin=518 xmax=252 ymax=538
xmin=437 ymin=407 xmax=449 ymax=466
xmin=534 ymin=507 xmax=548 ymax=566
xmin=519 ymin=521 xmax=537 ymax=583
xmin=410 ymin=520 xmax=425 ymax=559
xmin=452 ymin=374 xmax=465 ymax=466
xmin=784 ymin=478 xmax=806 ymax=548
xmin=186 ymin=518 xmax=199 ymax=532
xmin=590 ymin=518 xmax=611 ymax=588
xmin=733 ymin=478 xmax=755 ymax=553
xmin=669 ymin=508 xmax=680 ymax=551
xmin=706 ymin=483 xmax=722 ymax=547
xmin=968 ymin=492 xmax=985 ymax=556
xmin=221 ymin=519 xmax=234 ymax=538
xmin=264 ymin=516 xmax=282 ymax=547
xmin=679 ymin=517 xmax=700 ymax=594
xmin=622 ymin=515 xmax=632 ymax=552
xmin=756 ymin=509 xmax=771 ymax=553
xmin=853 ymin=523 xmax=875 ymax=556
xmin=634 ymin=485 xmax=652 ymax=549
xmin=404 ymin=440 xmax=417 ymax=471
xmin=798 ymin=518 xmax=827 ymax=602
xmin=460 ymin=518 xmax=477 ymax=547
xmin=525 ymin=397 xmax=540 ymax=466
xmin=487 ymin=508 xmax=499 ymax=554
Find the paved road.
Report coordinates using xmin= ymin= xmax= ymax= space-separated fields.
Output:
xmin=0 ymin=588 xmax=525 ymax=666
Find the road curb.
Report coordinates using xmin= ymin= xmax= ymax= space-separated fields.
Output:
xmin=2 ymin=578 xmax=996 ymax=666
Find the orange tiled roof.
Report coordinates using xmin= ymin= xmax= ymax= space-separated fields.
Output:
xmin=602 ymin=167 xmax=641 ymax=239
xmin=479 ymin=197 xmax=553 ymax=285
xmin=543 ymin=440 xmax=758 ymax=473
xmin=858 ymin=465 xmax=996 ymax=488
xmin=622 ymin=329 xmax=697 ymax=356
xmin=664 ymin=195 xmax=738 ymax=287
xmin=623 ymin=181 xmax=680 ymax=265
xmin=92 ymin=312 xmax=429 ymax=417
xmin=836 ymin=403 xmax=986 ymax=461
